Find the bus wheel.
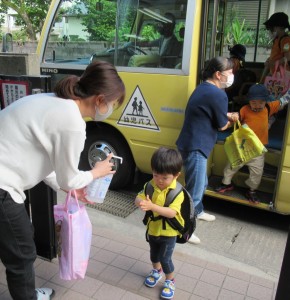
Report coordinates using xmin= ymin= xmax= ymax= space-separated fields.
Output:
xmin=79 ymin=125 xmax=135 ymax=190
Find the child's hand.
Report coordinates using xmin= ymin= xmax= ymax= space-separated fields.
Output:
xmin=139 ymin=195 xmax=153 ymax=211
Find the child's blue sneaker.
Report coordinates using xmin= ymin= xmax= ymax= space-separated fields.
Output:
xmin=144 ymin=269 xmax=162 ymax=287
xmin=161 ymin=279 xmax=175 ymax=299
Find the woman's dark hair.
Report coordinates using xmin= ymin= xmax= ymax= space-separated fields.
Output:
xmin=54 ymin=61 xmax=125 ymax=106
xmin=201 ymin=57 xmax=233 ymax=81
xmin=151 ymin=147 xmax=183 ymax=176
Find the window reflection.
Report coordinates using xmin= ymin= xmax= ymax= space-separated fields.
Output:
xmin=44 ymin=0 xmax=187 ymax=69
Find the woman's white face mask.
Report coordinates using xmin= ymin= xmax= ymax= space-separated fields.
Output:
xmin=220 ymin=73 xmax=234 ymax=89
xmin=95 ymin=102 xmax=113 ymax=121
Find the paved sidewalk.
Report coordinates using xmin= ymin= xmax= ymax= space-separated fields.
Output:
xmin=0 ymin=193 xmax=278 ymax=300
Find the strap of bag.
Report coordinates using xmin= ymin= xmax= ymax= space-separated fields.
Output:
xmin=143 ymin=181 xmax=183 ymax=231
xmin=65 ymin=190 xmax=80 ymax=212
xmin=272 ymin=61 xmax=280 ymax=77
xmin=278 ymin=63 xmax=286 ymax=80
xmin=143 ymin=182 xmax=154 ymax=225
xmin=145 ymin=181 xmax=183 ymax=208
xmin=272 ymin=60 xmax=287 ymax=80
xmin=164 ymin=181 xmax=183 ymax=206
xmin=234 ymin=120 xmax=241 ymax=131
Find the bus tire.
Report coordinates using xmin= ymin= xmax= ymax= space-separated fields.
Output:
xmin=79 ymin=123 xmax=135 ymax=190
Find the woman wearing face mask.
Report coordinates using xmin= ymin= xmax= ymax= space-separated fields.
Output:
xmin=0 ymin=61 xmax=125 ymax=300
xmin=176 ymin=57 xmax=239 ymax=245
xmin=260 ymin=12 xmax=290 ymax=82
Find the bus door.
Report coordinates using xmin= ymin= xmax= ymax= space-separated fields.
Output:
xmin=195 ymin=0 xmax=227 ymax=95
xmin=201 ymin=0 xmax=226 ymax=63
xmin=205 ymin=0 xmax=290 ymax=214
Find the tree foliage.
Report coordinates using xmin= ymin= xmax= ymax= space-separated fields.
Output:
xmin=84 ymin=1 xmax=116 ymax=41
xmin=67 ymin=0 xmax=135 ymax=42
xmin=0 ymin=0 xmax=51 ymax=40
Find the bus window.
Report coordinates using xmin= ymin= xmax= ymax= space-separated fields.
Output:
xmin=43 ymin=0 xmax=187 ymax=70
xmin=124 ymin=8 xmax=185 ymax=69
xmin=43 ymin=0 xmax=118 ymax=65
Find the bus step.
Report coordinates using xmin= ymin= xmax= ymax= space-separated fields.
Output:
xmin=208 ymin=175 xmax=273 ymax=205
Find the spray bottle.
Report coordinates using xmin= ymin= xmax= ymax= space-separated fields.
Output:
xmin=85 ymin=155 xmax=123 ymax=203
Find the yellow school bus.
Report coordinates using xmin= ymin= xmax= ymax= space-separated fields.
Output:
xmin=38 ymin=0 xmax=290 ymax=214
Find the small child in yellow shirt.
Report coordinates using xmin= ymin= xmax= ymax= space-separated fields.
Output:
xmin=135 ymin=147 xmax=184 ymax=300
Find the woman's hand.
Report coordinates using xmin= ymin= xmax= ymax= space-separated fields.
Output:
xmin=231 ymin=112 xmax=239 ymax=122
xmin=74 ymin=188 xmax=95 ymax=204
xmin=227 ymin=112 xmax=239 ymax=122
xmin=91 ymin=153 xmax=116 ymax=179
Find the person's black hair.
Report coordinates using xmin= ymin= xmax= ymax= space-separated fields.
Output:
xmin=157 ymin=12 xmax=176 ymax=36
xmin=201 ymin=57 xmax=233 ymax=81
xmin=228 ymin=44 xmax=246 ymax=62
xmin=151 ymin=147 xmax=183 ymax=176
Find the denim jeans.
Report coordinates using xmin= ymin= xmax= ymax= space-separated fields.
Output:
xmin=0 ymin=189 xmax=37 ymax=300
xmin=179 ymin=150 xmax=208 ymax=216
xmin=148 ymin=235 xmax=176 ymax=274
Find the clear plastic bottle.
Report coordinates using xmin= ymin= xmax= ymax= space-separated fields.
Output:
xmin=85 ymin=155 xmax=122 ymax=203
xmin=85 ymin=174 xmax=113 ymax=203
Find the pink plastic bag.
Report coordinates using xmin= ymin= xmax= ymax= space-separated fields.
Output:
xmin=54 ymin=190 xmax=92 ymax=280
xmin=264 ymin=61 xmax=290 ymax=99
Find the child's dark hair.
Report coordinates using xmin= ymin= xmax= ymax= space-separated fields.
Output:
xmin=151 ymin=147 xmax=183 ymax=175
xmin=201 ymin=56 xmax=233 ymax=80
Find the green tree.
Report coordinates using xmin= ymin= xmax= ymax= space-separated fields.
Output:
xmin=0 ymin=0 xmax=51 ymax=40
xmin=68 ymin=0 xmax=117 ymax=41
xmin=70 ymin=0 xmax=136 ymax=42
xmin=140 ymin=24 xmax=159 ymax=42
